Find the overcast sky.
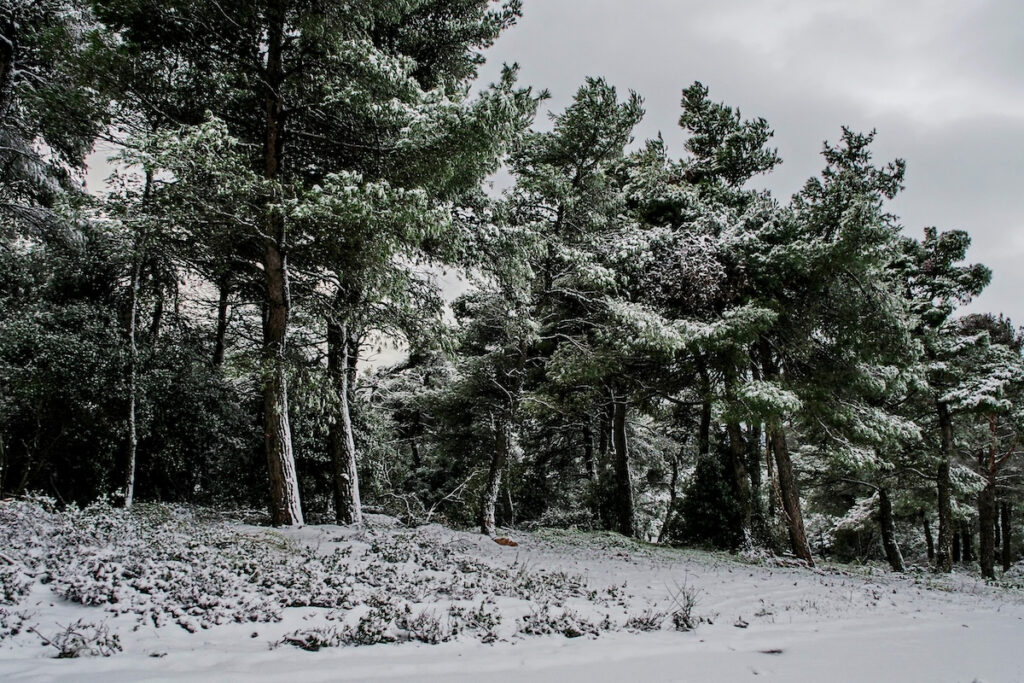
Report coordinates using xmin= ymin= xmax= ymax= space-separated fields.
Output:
xmin=476 ymin=0 xmax=1024 ymax=323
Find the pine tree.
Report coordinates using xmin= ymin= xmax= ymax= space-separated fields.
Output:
xmin=91 ymin=0 xmax=533 ymax=524
xmin=897 ymin=227 xmax=991 ymax=571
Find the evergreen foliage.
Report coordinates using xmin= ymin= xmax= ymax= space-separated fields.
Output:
xmin=1 ymin=0 xmax=1022 ymax=582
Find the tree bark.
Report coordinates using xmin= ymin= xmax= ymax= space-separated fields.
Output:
xmin=978 ymin=484 xmax=997 ymax=579
xmin=612 ymin=393 xmax=635 ymax=538
xmin=0 ymin=15 xmax=16 ymax=117
xmin=657 ymin=448 xmax=681 ymax=544
xmin=328 ymin=319 xmax=361 ymax=525
xmin=122 ymin=168 xmax=153 ymax=509
xmin=935 ymin=400 xmax=954 ymax=572
xmin=961 ymin=521 xmax=973 ymax=564
xmin=410 ymin=435 xmax=421 ymax=469
xmin=696 ymin=355 xmax=712 ymax=462
xmin=479 ymin=414 xmax=509 ymax=536
xmin=770 ymin=426 xmax=813 ymax=565
xmin=260 ymin=0 xmax=302 ymax=526
xmin=212 ymin=276 xmax=230 ymax=367
xmin=878 ymin=488 xmax=905 ymax=572
xmin=727 ymin=420 xmax=752 ymax=543
xmin=123 ymin=237 xmax=141 ymax=509
xmin=598 ymin=402 xmax=610 ymax=461
xmin=582 ymin=423 xmax=597 ymax=482
xmin=1001 ymin=502 xmax=1012 ymax=572
xmin=149 ymin=279 xmax=164 ymax=346
xmin=923 ymin=513 xmax=935 ymax=561
xmin=766 ymin=431 xmax=776 ymax=520
xmin=759 ymin=343 xmax=812 ymax=565
xmin=722 ymin=363 xmax=752 ymax=543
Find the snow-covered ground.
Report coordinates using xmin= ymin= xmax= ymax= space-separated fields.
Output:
xmin=1 ymin=501 xmax=1021 ymax=682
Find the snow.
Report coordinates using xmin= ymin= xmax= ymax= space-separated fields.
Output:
xmin=2 ymin=505 xmax=1022 ymax=682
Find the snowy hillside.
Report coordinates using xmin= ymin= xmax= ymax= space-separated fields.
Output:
xmin=1 ymin=499 xmax=1022 ymax=682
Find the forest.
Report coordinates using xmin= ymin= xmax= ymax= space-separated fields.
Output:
xmin=3 ymin=0 xmax=1024 ymax=591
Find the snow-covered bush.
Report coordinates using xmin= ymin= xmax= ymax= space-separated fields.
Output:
xmin=0 ymin=608 xmax=30 ymax=642
xmin=278 ymin=625 xmax=344 ymax=651
xmin=0 ymin=562 xmax=32 ymax=605
xmin=666 ymin=578 xmax=702 ymax=631
xmin=517 ymin=604 xmax=610 ymax=638
xmin=625 ymin=606 xmax=666 ymax=632
xmin=395 ymin=607 xmax=452 ymax=644
xmin=33 ymin=619 xmax=122 ymax=658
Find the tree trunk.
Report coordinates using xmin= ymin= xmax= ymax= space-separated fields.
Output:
xmin=726 ymin=421 xmax=752 ymax=543
xmin=260 ymin=0 xmax=302 ymax=526
xmin=479 ymin=414 xmax=509 ymax=536
xmin=978 ymin=483 xmax=997 ymax=579
xmin=923 ymin=513 xmax=935 ymax=561
xmin=766 ymin=432 xmax=777 ymax=519
xmin=598 ymin=402 xmax=610 ymax=460
xmin=952 ymin=527 xmax=961 ymax=563
xmin=123 ymin=237 xmax=141 ymax=509
xmin=0 ymin=15 xmax=15 ymax=117
xmin=612 ymin=393 xmax=635 ymax=538
xmin=935 ymin=400 xmax=954 ymax=572
xmin=759 ymin=342 xmax=812 ymax=565
xmin=696 ymin=356 xmax=712 ymax=462
xmin=747 ymin=423 xmax=774 ymax=551
xmin=721 ymin=363 xmax=752 ymax=543
xmin=657 ymin=448 xmax=681 ymax=544
xmin=328 ymin=320 xmax=361 ymax=525
xmin=770 ymin=426 xmax=813 ymax=565
xmin=212 ymin=276 xmax=230 ymax=367
xmin=1001 ymin=502 xmax=1012 ymax=572
xmin=149 ymin=281 xmax=164 ymax=346
xmin=961 ymin=521 xmax=973 ymax=564
xmin=410 ymin=436 xmax=421 ymax=469
xmin=122 ymin=168 xmax=153 ymax=509
xmin=878 ymin=488 xmax=905 ymax=572
xmin=582 ymin=423 xmax=597 ymax=482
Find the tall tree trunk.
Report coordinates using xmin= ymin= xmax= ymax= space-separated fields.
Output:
xmin=935 ymin=400 xmax=954 ymax=572
xmin=766 ymin=431 xmax=777 ymax=519
xmin=479 ymin=414 xmax=509 ymax=536
xmin=328 ymin=320 xmax=361 ymax=525
xmin=149 ymin=280 xmax=164 ymax=346
xmin=212 ymin=276 xmax=230 ymax=367
xmin=923 ymin=513 xmax=935 ymax=561
xmin=657 ymin=448 xmax=681 ymax=544
xmin=582 ymin=423 xmax=597 ymax=482
xmin=612 ymin=392 xmax=635 ymax=538
xmin=696 ymin=355 xmax=712 ymax=462
xmin=747 ymin=423 xmax=773 ymax=550
xmin=122 ymin=168 xmax=153 ymax=509
xmin=261 ymin=0 xmax=302 ymax=526
xmin=410 ymin=435 xmax=421 ymax=469
xmin=759 ymin=342 xmax=812 ymax=565
xmin=123 ymin=237 xmax=141 ymax=509
xmin=598 ymin=402 xmax=611 ymax=460
xmin=727 ymin=421 xmax=752 ymax=544
xmin=0 ymin=15 xmax=16 ymax=116
xmin=952 ymin=527 xmax=961 ymax=563
xmin=961 ymin=521 xmax=973 ymax=564
xmin=1001 ymin=502 xmax=1012 ymax=572
xmin=723 ymin=363 xmax=751 ymax=543
xmin=978 ymin=484 xmax=997 ymax=579
xmin=878 ymin=488 xmax=905 ymax=572
xmin=770 ymin=426 xmax=813 ymax=565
